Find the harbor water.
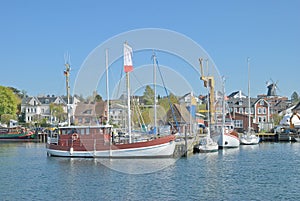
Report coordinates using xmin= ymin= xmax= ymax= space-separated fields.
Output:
xmin=1 ymin=142 xmax=300 ymax=200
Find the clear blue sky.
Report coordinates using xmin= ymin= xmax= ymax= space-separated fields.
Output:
xmin=1 ymin=0 xmax=299 ymax=99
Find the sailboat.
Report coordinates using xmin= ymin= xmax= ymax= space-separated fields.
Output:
xmin=216 ymin=77 xmax=240 ymax=148
xmin=199 ymin=58 xmax=239 ymax=149
xmin=46 ymin=44 xmax=176 ymax=158
xmin=197 ymin=79 xmax=218 ymax=152
xmin=240 ymin=58 xmax=260 ymax=145
xmin=197 ymin=107 xmax=218 ymax=152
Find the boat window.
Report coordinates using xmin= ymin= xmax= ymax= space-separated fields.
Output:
xmin=68 ymin=128 xmax=78 ymax=134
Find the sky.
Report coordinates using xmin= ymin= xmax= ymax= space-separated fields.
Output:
xmin=0 ymin=0 xmax=299 ymax=99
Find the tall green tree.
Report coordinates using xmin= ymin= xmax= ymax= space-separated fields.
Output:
xmin=291 ymin=91 xmax=299 ymax=104
xmin=50 ymin=103 xmax=66 ymax=123
xmin=142 ymin=85 xmax=155 ymax=105
xmin=0 ymin=86 xmax=19 ymax=123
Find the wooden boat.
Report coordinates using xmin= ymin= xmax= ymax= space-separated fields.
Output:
xmin=46 ymin=125 xmax=176 ymax=158
xmin=46 ymin=44 xmax=176 ymax=158
xmin=0 ymin=126 xmax=35 ymax=140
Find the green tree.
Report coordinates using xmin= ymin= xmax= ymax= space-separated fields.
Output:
xmin=1 ymin=114 xmax=15 ymax=126
xmin=0 ymin=86 xmax=19 ymax=123
xmin=158 ymin=93 xmax=178 ymax=112
xmin=95 ymin=94 xmax=102 ymax=102
xmin=142 ymin=85 xmax=155 ymax=105
xmin=291 ymin=91 xmax=299 ymax=104
xmin=50 ymin=103 xmax=66 ymax=123
xmin=272 ymin=113 xmax=282 ymax=126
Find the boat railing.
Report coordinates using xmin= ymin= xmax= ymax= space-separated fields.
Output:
xmin=47 ymin=132 xmax=59 ymax=145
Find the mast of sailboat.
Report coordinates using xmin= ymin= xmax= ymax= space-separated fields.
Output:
xmin=124 ymin=42 xmax=133 ymax=143
xmin=106 ymin=49 xmax=110 ymax=125
xmin=152 ymin=51 xmax=157 ymax=135
xmin=64 ymin=53 xmax=71 ymax=127
xmin=221 ymin=76 xmax=226 ymax=144
xmin=247 ymin=57 xmax=251 ymax=133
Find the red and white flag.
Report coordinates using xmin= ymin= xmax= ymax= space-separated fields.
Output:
xmin=123 ymin=43 xmax=133 ymax=73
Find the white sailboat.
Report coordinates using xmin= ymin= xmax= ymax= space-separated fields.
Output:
xmin=197 ymin=78 xmax=218 ymax=152
xmin=240 ymin=58 xmax=260 ymax=145
xmin=217 ymin=77 xmax=240 ymax=148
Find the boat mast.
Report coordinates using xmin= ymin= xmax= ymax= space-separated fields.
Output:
xmin=152 ymin=52 xmax=157 ymax=135
xmin=106 ymin=49 xmax=110 ymax=125
xmin=124 ymin=42 xmax=132 ymax=143
xmin=247 ymin=57 xmax=251 ymax=133
xmin=64 ymin=53 xmax=71 ymax=127
xmin=221 ymin=76 xmax=226 ymax=144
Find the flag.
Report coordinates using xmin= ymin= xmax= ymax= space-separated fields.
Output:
xmin=124 ymin=43 xmax=133 ymax=73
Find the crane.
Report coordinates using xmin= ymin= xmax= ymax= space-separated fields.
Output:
xmin=199 ymin=58 xmax=215 ymax=124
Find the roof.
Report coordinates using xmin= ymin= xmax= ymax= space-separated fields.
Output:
xmin=75 ymin=101 xmax=107 ymax=117
xmin=228 ymin=90 xmax=247 ymax=99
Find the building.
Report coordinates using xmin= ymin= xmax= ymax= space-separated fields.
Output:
xmin=73 ymin=101 xmax=107 ymax=125
xmin=227 ymin=95 xmax=271 ymax=132
xmin=21 ymin=95 xmax=80 ymax=125
xmin=109 ymin=103 xmax=127 ymax=128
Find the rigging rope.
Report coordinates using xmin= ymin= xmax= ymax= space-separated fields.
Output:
xmin=154 ymin=56 xmax=179 ymax=133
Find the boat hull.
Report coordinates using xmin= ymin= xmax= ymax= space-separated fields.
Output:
xmin=198 ymin=145 xmax=219 ymax=153
xmin=0 ymin=133 xmax=36 ymax=141
xmin=213 ymin=133 xmax=240 ymax=148
xmin=197 ymin=137 xmax=219 ymax=153
xmin=46 ymin=135 xmax=176 ymax=158
xmin=240 ymin=134 xmax=260 ymax=145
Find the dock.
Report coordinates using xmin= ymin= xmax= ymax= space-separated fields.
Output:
xmin=173 ymin=134 xmax=203 ymax=158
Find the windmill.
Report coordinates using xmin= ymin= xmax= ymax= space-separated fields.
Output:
xmin=266 ymin=79 xmax=279 ymax=96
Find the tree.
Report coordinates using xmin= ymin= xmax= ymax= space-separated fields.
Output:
xmin=0 ymin=86 xmax=19 ymax=123
xmin=272 ymin=113 xmax=282 ymax=126
xmin=50 ymin=103 xmax=66 ymax=123
xmin=142 ymin=85 xmax=155 ymax=105
xmin=291 ymin=91 xmax=299 ymax=104
xmin=95 ymin=94 xmax=103 ymax=102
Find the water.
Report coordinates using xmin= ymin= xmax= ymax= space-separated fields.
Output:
xmin=1 ymin=142 xmax=300 ymax=201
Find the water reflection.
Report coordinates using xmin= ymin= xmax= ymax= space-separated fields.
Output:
xmin=96 ymin=158 xmax=177 ymax=174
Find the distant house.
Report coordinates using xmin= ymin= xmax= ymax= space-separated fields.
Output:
xmin=109 ymin=103 xmax=127 ymax=128
xmin=21 ymin=95 xmax=80 ymax=125
xmin=178 ymin=92 xmax=200 ymax=105
xmin=167 ymin=103 xmax=196 ymax=134
xmin=228 ymin=90 xmax=247 ymax=99
xmin=230 ymin=112 xmax=259 ymax=133
xmin=74 ymin=101 xmax=107 ymax=126
xmin=227 ymin=96 xmax=271 ymax=132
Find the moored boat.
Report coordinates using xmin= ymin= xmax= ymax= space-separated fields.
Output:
xmin=0 ymin=126 xmax=35 ymax=141
xmin=46 ymin=125 xmax=176 ymax=158
xmin=211 ymin=122 xmax=240 ymax=148
xmin=240 ymin=58 xmax=260 ymax=145
xmin=46 ymin=43 xmax=176 ymax=158
xmin=197 ymin=136 xmax=218 ymax=153
xmin=240 ymin=133 xmax=260 ymax=145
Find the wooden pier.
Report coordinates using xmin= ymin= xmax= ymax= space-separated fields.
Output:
xmin=173 ymin=134 xmax=203 ymax=158
xmin=36 ymin=132 xmax=48 ymax=143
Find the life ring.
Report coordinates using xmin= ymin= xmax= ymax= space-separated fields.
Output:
xmin=72 ymin=133 xmax=79 ymax=141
